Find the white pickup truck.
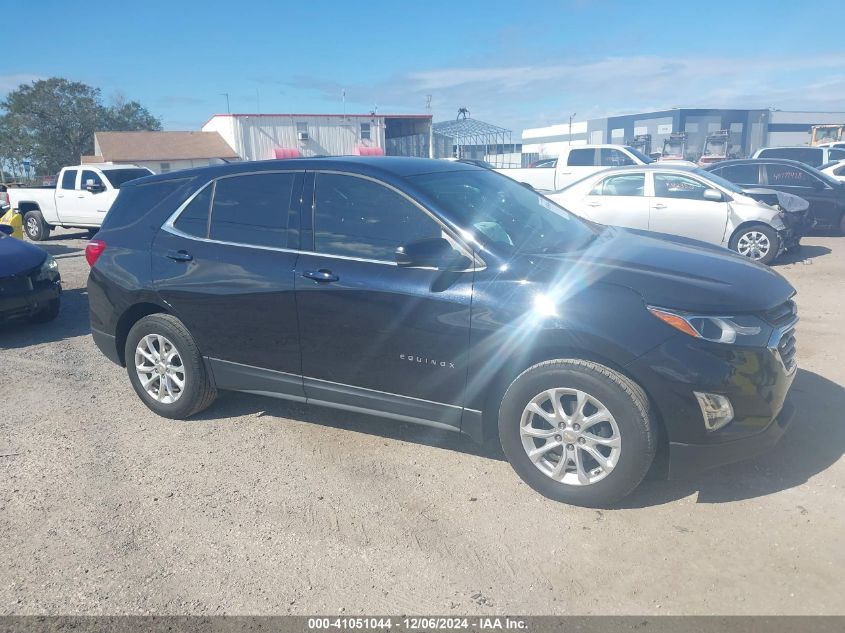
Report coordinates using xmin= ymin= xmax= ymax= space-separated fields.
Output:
xmin=495 ymin=144 xmax=666 ymax=192
xmin=9 ymin=163 xmax=152 ymax=241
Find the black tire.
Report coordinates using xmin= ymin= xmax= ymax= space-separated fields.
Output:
xmin=124 ymin=313 xmax=217 ymax=419
xmin=729 ymin=223 xmax=779 ymax=265
xmin=839 ymin=212 xmax=845 ymax=236
xmin=23 ymin=210 xmax=50 ymax=241
xmin=498 ymin=359 xmax=656 ymax=507
xmin=27 ymin=298 xmax=60 ymax=323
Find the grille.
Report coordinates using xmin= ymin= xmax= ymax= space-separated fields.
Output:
xmin=0 ymin=273 xmax=33 ymax=296
xmin=777 ymin=327 xmax=797 ymax=373
xmin=763 ymin=299 xmax=797 ymax=327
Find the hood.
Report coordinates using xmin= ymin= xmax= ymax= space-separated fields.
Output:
xmin=741 ymin=187 xmax=810 ymax=214
xmin=530 ymin=227 xmax=794 ymax=314
xmin=0 ymin=234 xmax=47 ymax=277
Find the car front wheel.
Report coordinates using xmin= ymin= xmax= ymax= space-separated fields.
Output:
xmin=125 ymin=313 xmax=217 ymax=419
xmin=498 ymin=359 xmax=656 ymax=507
xmin=730 ymin=224 xmax=778 ymax=265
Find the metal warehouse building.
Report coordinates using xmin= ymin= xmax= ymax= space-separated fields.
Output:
xmin=522 ymin=109 xmax=845 ymax=161
xmin=202 ymin=113 xmax=433 ymax=161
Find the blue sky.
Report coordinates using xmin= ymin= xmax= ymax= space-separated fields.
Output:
xmin=4 ymin=0 xmax=845 ymax=137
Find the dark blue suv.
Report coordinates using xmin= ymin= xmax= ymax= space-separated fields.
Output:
xmin=86 ymin=158 xmax=798 ymax=506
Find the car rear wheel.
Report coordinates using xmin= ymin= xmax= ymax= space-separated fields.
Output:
xmin=730 ymin=224 xmax=778 ymax=265
xmin=23 ymin=210 xmax=50 ymax=241
xmin=498 ymin=359 xmax=656 ymax=507
xmin=125 ymin=313 xmax=217 ymax=419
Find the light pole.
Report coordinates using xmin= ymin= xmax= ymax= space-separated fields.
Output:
xmin=569 ymin=112 xmax=577 ymax=145
xmin=221 ymin=93 xmax=230 ymax=113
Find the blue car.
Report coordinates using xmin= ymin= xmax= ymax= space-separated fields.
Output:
xmin=0 ymin=224 xmax=61 ymax=322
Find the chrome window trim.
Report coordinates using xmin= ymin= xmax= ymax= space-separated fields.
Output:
xmin=161 ymin=168 xmax=486 ymax=271
xmin=311 ymin=169 xmax=486 ymax=272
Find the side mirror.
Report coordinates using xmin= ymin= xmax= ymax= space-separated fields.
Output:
xmin=85 ymin=179 xmax=104 ymax=193
xmin=395 ymin=237 xmax=471 ymax=271
xmin=0 ymin=224 xmax=13 ymax=236
xmin=702 ymin=188 xmax=723 ymax=202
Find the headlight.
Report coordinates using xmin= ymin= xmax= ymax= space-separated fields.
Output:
xmin=647 ymin=306 xmax=771 ymax=346
xmin=34 ymin=255 xmax=59 ymax=281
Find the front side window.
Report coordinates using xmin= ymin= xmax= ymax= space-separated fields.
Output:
xmin=599 ymin=148 xmax=636 ymax=167
xmin=765 ymin=164 xmax=816 ymax=188
xmin=314 ymin=173 xmax=442 ymax=261
xmin=567 ymin=149 xmax=596 ymax=167
xmin=828 ymin=149 xmax=845 ymax=162
xmin=653 ymin=173 xmax=709 ymax=201
xmin=208 ymin=172 xmax=298 ymax=248
xmin=80 ymin=170 xmax=103 ymax=189
xmin=61 ymin=170 xmax=77 ymax=190
xmin=590 ymin=173 xmax=645 ymax=196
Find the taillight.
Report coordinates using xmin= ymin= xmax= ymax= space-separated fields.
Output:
xmin=85 ymin=240 xmax=106 ymax=267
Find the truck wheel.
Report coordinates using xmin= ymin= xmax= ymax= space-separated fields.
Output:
xmin=730 ymin=224 xmax=778 ymax=265
xmin=27 ymin=298 xmax=60 ymax=323
xmin=498 ymin=359 xmax=656 ymax=507
xmin=125 ymin=313 xmax=217 ymax=419
xmin=23 ymin=210 xmax=50 ymax=241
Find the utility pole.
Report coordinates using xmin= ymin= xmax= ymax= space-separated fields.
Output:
xmin=221 ymin=93 xmax=230 ymax=113
xmin=342 ymin=88 xmax=346 ymax=118
xmin=426 ymin=94 xmax=434 ymax=159
xmin=569 ymin=112 xmax=577 ymax=145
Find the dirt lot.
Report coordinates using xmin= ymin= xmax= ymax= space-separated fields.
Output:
xmin=1 ymin=229 xmax=843 ymax=615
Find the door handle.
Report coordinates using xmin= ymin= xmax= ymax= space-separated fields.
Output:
xmin=302 ymin=269 xmax=339 ymax=283
xmin=166 ymin=250 xmax=193 ymax=262
xmin=653 ymin=203 xmax=667 ymax=209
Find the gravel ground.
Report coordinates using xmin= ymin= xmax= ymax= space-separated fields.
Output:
xmin=1 ymin=229 xmax=843 ymax=615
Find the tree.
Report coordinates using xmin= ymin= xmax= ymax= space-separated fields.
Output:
xmin=0 ymin=78 xmax=162 ymax=177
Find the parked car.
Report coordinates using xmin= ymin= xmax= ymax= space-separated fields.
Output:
xmin=819 ymin=159 xmax=845 ymax=182
xmin=8 ymin=163 xmax=153 ymax=241
xmin=752 ymin=146 xmax=845 ymax=168
xmin=87 ymin=157 xmax=798 ymax=507
xmin=546 ymin=165 xmax=801 ymax=265
xmin=0 ymin=224 xmax=61 ymax=322
xmin=706 ymin=158 xmax=845 ymax=233
xmin=495 ymin=144 xmax=671 ymax=192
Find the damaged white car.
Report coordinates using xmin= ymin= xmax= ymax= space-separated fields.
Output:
xmin=546 ymin=165 xmax=806 ymax=265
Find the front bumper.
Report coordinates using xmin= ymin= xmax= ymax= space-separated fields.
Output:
xmin=668 ymin=398 xmax=794 ymax=478
xmin=626 ymin=327 xmax=797 ymax=476
xmin=0 ymin=280 xmax=61 ymax=321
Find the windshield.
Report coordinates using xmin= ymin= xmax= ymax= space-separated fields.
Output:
xmin=409 ymin=169 xmax=598 ymax=255
xmin=102 ymin=168 xmax=152 ymax=188
xmin=623 ymin=146 xmax=654 ymax=164
xmin=695 ymin=167 xmax=745 ymax=194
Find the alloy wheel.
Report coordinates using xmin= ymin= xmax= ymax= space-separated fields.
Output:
xmin=26 ymin=217 xmax=39 ymax=237
xmin=520 ymin=388 xmax=621 ymax=485
xmin=134 ymin=334 xmax=185 ymax=404
xmin=736 ymin=231 xmax=771 ymax=260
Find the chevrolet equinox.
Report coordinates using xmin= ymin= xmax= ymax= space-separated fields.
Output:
xmin=87 ymin=158 xmax=798 ymax=506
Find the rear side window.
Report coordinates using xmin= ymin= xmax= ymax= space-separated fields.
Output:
xmin=713 ymin=163 xmax=760 ymax=184
xmin=101 ymin=178 xmax=193 ymax=231
xmin=567 ymin=149 xmax=596 ymax=166
xmin=208 ymin=173 xmax=298 ymax=248
xmin=599 ymin=148 xmax=635 ymax=167
xmin=765 ymin=164 xmax=817 ymax=187
xmin=173 ymin=185 xmax=212 ymax=238
xmin=313 ymin=173 xmax=442 ymax=261
xmin=829 ymin=149 xmax=845 ymax=162
xmin=61 ymin=170 xmax=77 ymax=190
xmin=590 ymin=173 xmax=645 ymax=196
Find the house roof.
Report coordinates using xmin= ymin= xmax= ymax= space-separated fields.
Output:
xmin=94 ymin=131 xmax=239 ymax=161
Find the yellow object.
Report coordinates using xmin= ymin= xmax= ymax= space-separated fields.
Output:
xmin=0 ymin=208 xmax=23 ymax=239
